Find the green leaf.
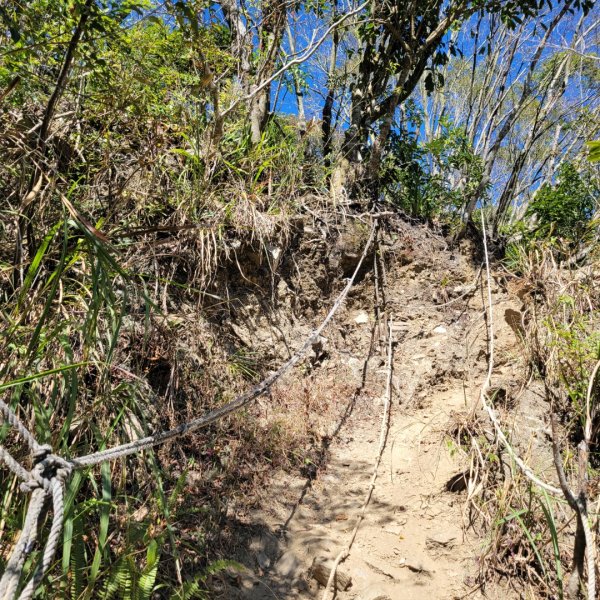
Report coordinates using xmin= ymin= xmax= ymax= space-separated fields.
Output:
xmin=539 ymin=491 xmax=564 ymax=598
xmin=139 ymin=539 xmax=160 ymax=600
xmin=0 ymin=363 xmax=88 ymax=392
xmin=586 ymin=140 xmax=600 ymax=162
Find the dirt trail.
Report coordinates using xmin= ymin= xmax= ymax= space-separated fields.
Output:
xmin=217 ymin=224 xmax=522 ymax=600
xmin=262 ymin=385 xmax=479 ymax=600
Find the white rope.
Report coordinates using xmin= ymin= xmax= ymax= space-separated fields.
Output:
xmin=0 ymin=399 xmax=45 ymax=456
xmin=0 ymin=222 xmax=377 ymax=600
xmin=479 ymin=212 xmax=596 ymax=600
xmin=0 ymin=446 xmax=31 ymax=484
xmin=0 ymin=443 xmax=71 ymax=600
xmin=70 ymin=223 xmax=376 ymax=468
xmin=19 ymin=481 xmax=66 ymax=600
xmin=478 ymin=212 xmax=563 ymax=496
xmin=0 ymin=488 xmax=47 ymax=600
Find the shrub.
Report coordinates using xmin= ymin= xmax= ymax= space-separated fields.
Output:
xmin=525 ymin=162 xmax=598 ymax=240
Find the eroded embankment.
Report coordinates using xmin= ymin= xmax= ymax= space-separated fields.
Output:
xmin=207 ymin=219 xmax=531 ymax=599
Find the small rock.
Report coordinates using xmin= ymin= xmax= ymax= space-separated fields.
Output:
xmin=275 ymin=551 xmax=300 ymax=577
xmin=311 ymin=557 xmax=352 ymax=591
xmin=384 ymin=524 xmax=404 ymax=536
xmin=256 ymin=551 xmax=271 ymax=570
xmin=357 ymin=592 xmax=392 ymax=600
xmin=354 ymin=311 xmax=370 ymax=324
xmin=276 ymin=278 xmax=289 ymax=296
xmin=432 ymin=325 xmax=448 ymax=335
xmin=268 ymin=245 xmax=282 ymax=265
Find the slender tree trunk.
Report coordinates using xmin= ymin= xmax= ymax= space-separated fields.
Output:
xmin=455 ymin=4 xmax=574 ymax=238
xmin=367 ymin=91 xmax=400 ymax=183
xmin=220 ymin=0 xmax=251 ymax=90
xmin=322 ymin=0 xmax=339 ymax=167
xmin=492 ymin=49 xmax=571 ymax=235
xmin=545 ymin=123 xmax=563 ymax=184
xmin=332 ymin=36 xmax=389 ymax=200
xmin=13 ymin=0 xmax=93 ymax=284
xmin=249 ymin=88 xmax=271 ymax=144
xmin=286 ymin=22 xmax=306 ymax=136
xmin=249 ymin=0 xmax=286 ymax=145
xmin=483 ymin=2 xmax=572 ymax=169
xmin=347 ymin=51 xmax=428 ymax=199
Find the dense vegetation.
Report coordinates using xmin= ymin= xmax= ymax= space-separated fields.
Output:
xmin=0 ymin=0 xmax=598 ymax=598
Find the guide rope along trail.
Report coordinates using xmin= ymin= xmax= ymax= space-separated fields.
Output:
xmin=0 ymin=224 xmax=377 ymax=600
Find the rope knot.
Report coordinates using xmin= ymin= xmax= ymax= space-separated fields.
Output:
xmin=19 ymin=449 xmax=73 ymax=494
xmin=32 ymin=443 xmax=52 ymax=462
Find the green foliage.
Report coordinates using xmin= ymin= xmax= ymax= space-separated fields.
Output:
xmin=587 ymin=140 xmax=600 ymax=162
xmin=0 ymin=0 xmax=149 ymax=103
xmin=379 ymin=128 xmax=429 ymax=217
xmin=502 ymin=236 xmax=600 ymax=454
xmin=0 ymin=0 xmax=597 ymax=598
xmin=380 ymin=112 xmax=486 ymax=221
xmin=525 ymin=162 xmax=598 ymax=240
xmin=0 ymin=1 xmax=312 ymax=592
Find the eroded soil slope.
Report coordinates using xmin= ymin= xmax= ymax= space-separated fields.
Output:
xmin=215 ymin=220 xmax=525 ymax=600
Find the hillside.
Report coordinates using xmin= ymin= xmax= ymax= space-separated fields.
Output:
xmin=205 ymin=217 xmax=593 ymax=600
xmin=0 ymin=1 xmax=599 ymax=599
xmin=217 ymin=220 xmax=505 ymax=599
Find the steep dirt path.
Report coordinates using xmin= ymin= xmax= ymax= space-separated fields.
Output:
xmin=339 ymin=385 xmax=477 ymax=599
xmin=217 ymin=225 xmax=520 ymax=600
xmin=259 ymin=385 xmax=479 ymax=600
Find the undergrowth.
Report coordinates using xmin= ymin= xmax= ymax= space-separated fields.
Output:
xmin=0 ymin=199 xmax=346 ymax=597
xmin=0 ymin=17 xmax=329 ymax=595
xmin=1 ymin=1 xmax=598 ymax=598
xmin=456 ymin=228 xmax=600 ymax=598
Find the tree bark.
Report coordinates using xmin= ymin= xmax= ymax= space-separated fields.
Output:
xmin=333 ymin=0 xmax=466 ymax=201
xmin=492 ymin=48 xmax=571 ymax=235
xmin=322 ymin=0 xmax=339 ymax=166
xmin=454 ymin=4 xmax=575 ymax=236
xmin=220 ymin=0 xmax=251 ymax=90
xmin=249 ymin=0 xmax=286 ymax=145
xmin=286 ymin=21 xmax=306 ymax=136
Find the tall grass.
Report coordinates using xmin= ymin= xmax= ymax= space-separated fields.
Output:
xmin=0 ymin=38 xmax=327 ymax=599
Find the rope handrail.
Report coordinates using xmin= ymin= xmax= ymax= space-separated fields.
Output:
xmin=0 ymin=222 xmax=377 ymax=600
xmin=478 ymin=213 xmax=563 ymax=497
xmin=479 ymin=211 xmax=596 ymax=600
xmin=321 ymin=315 xmax=394 ymax=600
xmin=478 ymin=212 xmax=596 ymax=599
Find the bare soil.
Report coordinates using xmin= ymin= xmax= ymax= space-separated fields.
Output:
xmin=214 ymin=222 xmax=526 ymax=600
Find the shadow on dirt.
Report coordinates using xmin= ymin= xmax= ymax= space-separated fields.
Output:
xmin=217 ymin=452 xmax=398 ymax=599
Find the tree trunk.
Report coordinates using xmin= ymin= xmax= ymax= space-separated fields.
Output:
xmin=286 ymin=22 xmax=306 ymax=136
xmin=250 ymin=86 xmax=271 ymax=145
xmin=322 ymin=0 xmax=339 ymax=165
xmin=332 ymin=38 xmax=380 ymax=200
xmin=220 ymin=0 xmax=251 ymax=90
xmin=366 ymin=90 xmax=400 ymax=193
xmin=492 ymin=48 xmax=571 ymax=236
xmin=249 ymin=0 xmax=286 ymax=145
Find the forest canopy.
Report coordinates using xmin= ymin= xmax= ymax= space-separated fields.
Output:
xmin=1 ymin=0 xmax=598 ymax=243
